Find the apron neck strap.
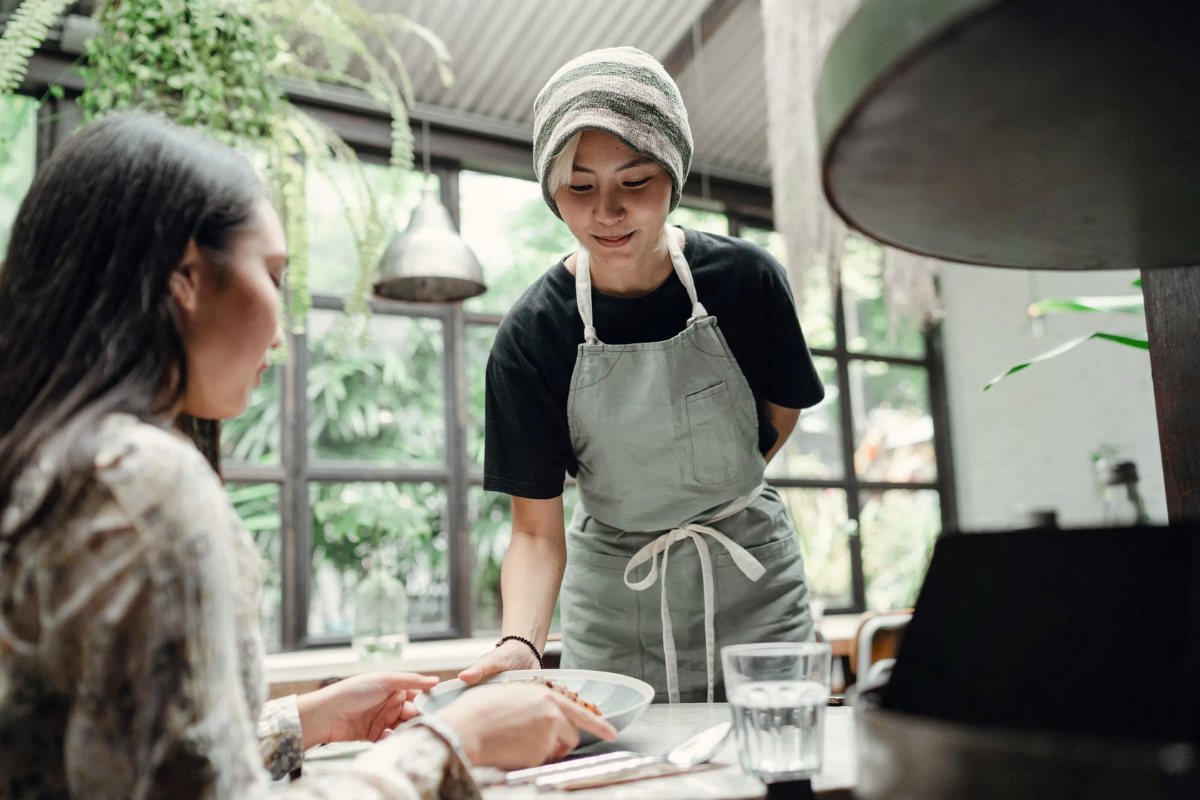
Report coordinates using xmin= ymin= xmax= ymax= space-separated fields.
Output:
xmin=574 ymin=245 xmax=600 ymax=344
xmin=664 ymin=225 xmax=708 ymax=324
xmin=574 ymin=226 xmax=708 ymax=345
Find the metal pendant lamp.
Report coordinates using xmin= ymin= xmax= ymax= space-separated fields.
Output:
xmin=374 ymin=119 xmax=487 ymax=303
xmin=816 ymin=0 xmax=1200 ymax=272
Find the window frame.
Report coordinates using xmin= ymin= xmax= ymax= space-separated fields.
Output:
xmin=19 ymin=70 xmax=957 ymax=649
xmin=727 ymin=215 xmax=959 ymax=613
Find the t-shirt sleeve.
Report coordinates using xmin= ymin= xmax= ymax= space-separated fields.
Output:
xmin=484 ymin=353 xmax=571 ymax=499
xmin=758 ymin=249 xmax=826 ymax=410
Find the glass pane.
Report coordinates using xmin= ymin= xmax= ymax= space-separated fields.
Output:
xmin=842 ymin=235 xmax=925 ymax=357
xmin=460 ymin=171 xmax=576 ymax=317
xmin=222 ymin=364 xmax=281 ymax=464
xmin=307 ymin=162 xmax=435 ymax=297
xmin=739 ymin=226 xmax=835 ymax=350
xmin=469 ymin=485 xmax=577 ymax=635
xmin=0 ymin=94 xmax=38 ymax=257
xmin=226 ymin=483 xmax=282 ymax=653
xmin=860 ymin=489 xmax=941 ymax=611
xmin=667 ymin=205 xmax=729 ymax=236
xmin=849 ymin=361 xmax=936 ymax=483
xmin=307 ymin=308 xmax=444 ymax=463
xmin=766 ymin=356 xmax=843 ymax=480
xmin=309 ymin=481 xmax=449 ymax=638
xmin=466 ymin=324 xmax=497 ymax=467
xmin=779 ymin=487 xmax=851 ymax=609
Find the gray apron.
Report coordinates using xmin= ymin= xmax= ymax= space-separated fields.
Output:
xmin=559 ymin=225 xmax=814 ymax=704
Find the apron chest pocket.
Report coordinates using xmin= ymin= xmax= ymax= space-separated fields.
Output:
xmin=686 ymin=382 xmax=741 ymax=484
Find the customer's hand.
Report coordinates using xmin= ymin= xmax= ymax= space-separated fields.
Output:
xmin=296 ymin=672 xmax=439 ymax=749
xmin=458 ymin=639 xmax=540 ymax=685
xmin=440 ymin=683 xmax=617 ymax=769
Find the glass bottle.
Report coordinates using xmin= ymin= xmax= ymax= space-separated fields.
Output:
xmin=352 ymin=556 xmax=409 ymax=660
xmin=1102 ymin=460 xmax=1149 ymax=526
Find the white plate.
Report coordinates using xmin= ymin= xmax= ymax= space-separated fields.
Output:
xmin=415 ymin=669 xmax=655 ymax=747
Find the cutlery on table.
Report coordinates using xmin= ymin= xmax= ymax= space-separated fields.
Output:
xmin=514 ymin=721 xmax=734 ymax=791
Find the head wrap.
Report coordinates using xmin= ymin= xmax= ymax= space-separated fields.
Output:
xmin=533 ymin=46 xmax=693 ymax=218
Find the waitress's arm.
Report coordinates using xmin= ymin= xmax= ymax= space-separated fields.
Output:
xmin=764 ymin=400 xmax=801 ymax=464
xmin=459 ymin=495 xmax=566 ymax=684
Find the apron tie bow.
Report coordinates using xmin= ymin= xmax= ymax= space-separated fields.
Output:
xmin=622 ymin=484 xmax=767 ymax=703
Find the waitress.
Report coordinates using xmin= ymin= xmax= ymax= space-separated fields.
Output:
xmin=459 ymin=47 xmax=825 ymax=703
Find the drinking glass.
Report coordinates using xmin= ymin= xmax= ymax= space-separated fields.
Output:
xmin=722 ymin=642 xmax=833 ymax=782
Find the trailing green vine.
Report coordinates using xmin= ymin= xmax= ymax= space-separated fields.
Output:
xmin=79 ymin=0 xmax=452 ymax=332
xmin=0 ymin=0 xmax=74 ymax=172
xmin=0 ymin=0 xmax=74 ymax=94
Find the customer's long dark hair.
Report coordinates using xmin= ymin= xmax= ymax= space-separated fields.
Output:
xmin=0 ymin=113 xmax=263 ymax=544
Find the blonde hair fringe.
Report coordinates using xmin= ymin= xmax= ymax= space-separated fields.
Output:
xmin=546 ymin=131 xmax=583 ymax=201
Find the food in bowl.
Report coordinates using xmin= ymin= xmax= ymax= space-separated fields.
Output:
xmin=530 ymin=678 xmax=602 ymax=716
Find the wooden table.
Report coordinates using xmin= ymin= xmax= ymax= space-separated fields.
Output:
xmin=293 ymin=704 xmax=856 ymax=799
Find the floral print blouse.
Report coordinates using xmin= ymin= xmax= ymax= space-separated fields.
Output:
xmin=0 ymin=414 xmax=478 ymax=799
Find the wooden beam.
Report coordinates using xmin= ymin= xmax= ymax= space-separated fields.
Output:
xmin=661 ymin=0 xmax=744 ymax=77
xmin=1142 ymin=265 xmax=1200 ymax=522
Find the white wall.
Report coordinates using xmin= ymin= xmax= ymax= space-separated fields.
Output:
xmin=940 ymin=266 xmax=1166 ymax=530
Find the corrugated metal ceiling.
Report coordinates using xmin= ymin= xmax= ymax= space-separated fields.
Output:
xmin=364 ymin=0 xmax=771 ymax=184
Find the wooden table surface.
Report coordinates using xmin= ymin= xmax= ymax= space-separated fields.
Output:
xmin=294 ymin=704 xmax=856 ymax=799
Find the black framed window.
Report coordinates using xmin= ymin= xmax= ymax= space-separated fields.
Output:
xmin=10 ymin=83 xmax=956 ymax=648
xmin=732 ymin=222 xmax=956 ymax=615
xmin=175 ymin=171 xmax=964 ymax=646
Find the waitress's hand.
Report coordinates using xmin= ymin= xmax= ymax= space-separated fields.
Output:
xmin=458 ymin=639 xmax=540 ymax=685
xmin=441 ymin=683 xmax=617 ymax=769
xmin=296 ymin=672 xmax=439 ymax=749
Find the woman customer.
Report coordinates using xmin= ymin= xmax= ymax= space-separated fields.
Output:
xmin=461 ymin=48 xmax=825 ymax=703
xmin=0 ymin=113 xmax=613 ymax=799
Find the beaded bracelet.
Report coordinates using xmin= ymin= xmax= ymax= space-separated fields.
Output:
xmin=497 ymin=635 xmax=544 ymax=669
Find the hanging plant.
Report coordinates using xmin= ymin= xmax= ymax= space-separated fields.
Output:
xmin=78 ymin=0 xmax=452 ymax=333
xmin=0 ymin=0 xmax=74 ymax=94
xmin=0 ymin=0 xmax=75 ymax=168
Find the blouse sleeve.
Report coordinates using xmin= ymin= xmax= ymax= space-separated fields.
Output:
xmin=58 ymin=422 xmax=479 ymax=800
xmin=258 ymin=695 xmax=305 ymax=779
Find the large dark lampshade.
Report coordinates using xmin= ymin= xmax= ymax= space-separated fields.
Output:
xmin=374 ymin=182 xmax=487 ymax=302
xmin=816 ymin=0 xmax=1200 ymax=271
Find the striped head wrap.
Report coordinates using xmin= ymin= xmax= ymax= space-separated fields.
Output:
xmin=533 ymin=46 xmax=693 ymax=219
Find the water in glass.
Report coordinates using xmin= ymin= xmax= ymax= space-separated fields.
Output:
xmin=729 ymin=680 xmax=829 ymax=781
xmin=722 ymin=642 xmax=832 ymax=782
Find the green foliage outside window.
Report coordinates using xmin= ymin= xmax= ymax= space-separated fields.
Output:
xmin=309 ymin=481 xmax=448 ymax=637
xmin=225 ymin=483 xmax=283 ymax=652
xmin=460 ymin=171 xmax=575 ymax=317
xmin=470 ymin=487 xmax=577 ymax=634
xmin=779 ymin=487 xmax=852 ymax=607
xmin=0 ymin=93 xmax=36 ymax=256
xmin=860 ymin=489 xmax=941 ymax=611
xmin=222 ymin=311 xmax=449 ymax=636
xmin=841 ymin=235 xmax=925 ymax=358
xmin=667 ymin=205 xmax=729 ymax=236
xmin=307 ymin=311 xmax=444 ymax=464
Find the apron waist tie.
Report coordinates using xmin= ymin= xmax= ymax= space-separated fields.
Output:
xmin=622 ymin=484 xmax=768 ymax=703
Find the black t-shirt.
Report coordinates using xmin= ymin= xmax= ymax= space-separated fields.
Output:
xmin=483 ymin=228 xmax=825 ymax=500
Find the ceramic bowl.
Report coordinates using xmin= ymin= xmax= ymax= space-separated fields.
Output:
xmin=415 ymin=668 xmax=655 ymax=747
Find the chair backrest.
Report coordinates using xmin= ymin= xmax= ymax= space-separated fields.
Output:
xmin=851 ymin=610 xmax=913 ymax=680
